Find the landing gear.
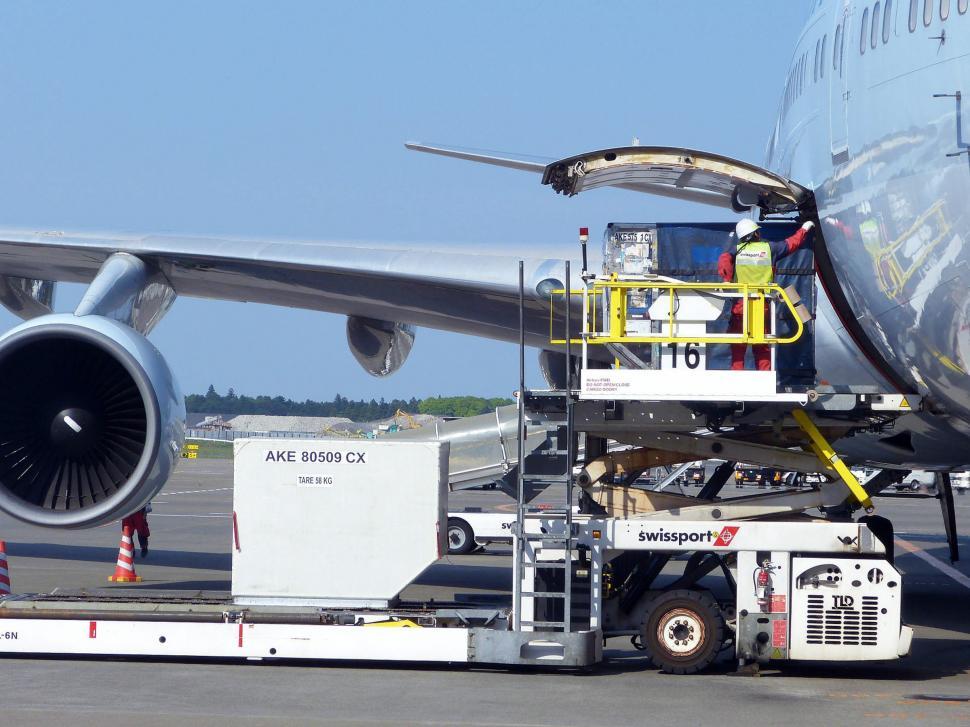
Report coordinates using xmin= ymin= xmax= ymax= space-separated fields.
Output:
xmin=640 ymin=589 xmax=726 ymax=674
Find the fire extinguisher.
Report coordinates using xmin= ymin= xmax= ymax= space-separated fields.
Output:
xmin=754 ymin=559 xmax=775 ymax=612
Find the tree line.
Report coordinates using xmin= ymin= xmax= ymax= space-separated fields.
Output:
xmin=186 ymin=386 xmax=512 ymax=420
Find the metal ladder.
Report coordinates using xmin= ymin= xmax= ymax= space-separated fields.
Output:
xmin=513 ymin=260 xmax=576 ymax=633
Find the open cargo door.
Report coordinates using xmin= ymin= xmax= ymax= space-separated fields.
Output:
xmin=407 ymin=142 xmax=810 ymax=215
xmin=540 ymin=146 xmax=811 ymax=215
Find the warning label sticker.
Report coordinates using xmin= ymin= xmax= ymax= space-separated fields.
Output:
xmin=770 ymin=594 xmax=787 ymax=613
xmin=772 ymin=619 xmax=788 ymax=648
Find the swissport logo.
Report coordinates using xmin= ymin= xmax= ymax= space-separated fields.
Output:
xmin=713 ymin=526 xmax=740 ymax=547
xmin=637 ymin=526 xmax=741 ymax=547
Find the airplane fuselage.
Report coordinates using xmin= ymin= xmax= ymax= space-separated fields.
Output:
xmin=769 ymin=0 xmax=970 ymax=464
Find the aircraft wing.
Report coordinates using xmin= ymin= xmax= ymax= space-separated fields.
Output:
xmin=0 ymin=228 xmax=578 ymax=352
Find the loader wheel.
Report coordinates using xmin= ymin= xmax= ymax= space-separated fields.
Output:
xmin=641 ymin=589 xmax=725 ymax=674
xmin=447 ymin=518 xmax=475 ymax=555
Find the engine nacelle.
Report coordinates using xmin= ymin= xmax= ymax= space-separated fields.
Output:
xmin=0 ymin=314 xmax=185 ymax=528
xmin=346 ymin=316 xmax=415 ymax=377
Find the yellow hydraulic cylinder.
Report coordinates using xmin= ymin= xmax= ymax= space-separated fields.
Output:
xmin=791 ymin=408 xmax=874 ymax=512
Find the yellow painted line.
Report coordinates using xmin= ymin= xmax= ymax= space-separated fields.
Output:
xmin=895 ymin=536 xmax=970 ymax=591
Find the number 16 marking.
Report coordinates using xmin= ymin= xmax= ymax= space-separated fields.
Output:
xmin=666 ymin=342 xmax=701 ymax=369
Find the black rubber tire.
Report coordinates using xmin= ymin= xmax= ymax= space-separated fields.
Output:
xmin=641 ymin=589 xmax=725 ymax=675
xmin=447 ymin=518 xmax=475 ymax=555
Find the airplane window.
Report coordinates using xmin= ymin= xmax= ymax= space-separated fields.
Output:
xmin=960 ymin=0 xmax=968 ymax=14
xmin=820 ymin=35 xmax=827 ymax=77
xmin=861 ymin=6 xmax=870 ymax=53
xmin=924 ymin=0 xmax=934 ymax=25
xmin=910 ymin=0 xmax=919 ymax=29
xmin=815 ymin=38 xmax=820 ymax=82
xmin=942 ymin=0 xmax=950 ymax=19
xmin=872 ymin=2 xmax=882 ymax=48
xmin=883 ymin=0 xmax=894 ymax=42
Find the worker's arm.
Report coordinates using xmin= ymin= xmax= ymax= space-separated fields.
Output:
xmin=717 ymin=245 xmax=736 ymax=282
xmin=771 ymin=220 xmax=815 ymax=261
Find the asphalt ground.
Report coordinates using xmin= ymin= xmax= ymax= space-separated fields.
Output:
xmin=0 ymin=459 xmax=969 ymax=725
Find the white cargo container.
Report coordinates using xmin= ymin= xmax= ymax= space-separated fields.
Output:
xmin=232 ymin=438 xmax=448 ymax=608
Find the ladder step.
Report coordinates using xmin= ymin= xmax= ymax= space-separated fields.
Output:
xmin=520 ymin=591 xmax=567 ymax=599
xmin=518 ymin=621 xmax=567 ymax=628
xmin=524 ymin=534 xmax=570 ymax=542
xmin=529 ymin=561 xmax=569 ymax=569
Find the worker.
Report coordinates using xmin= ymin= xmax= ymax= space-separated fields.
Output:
xmin=717 ymin=219 xmax=815 ymax=371
xmin=122 ymin=506 xmax=151 ymax=558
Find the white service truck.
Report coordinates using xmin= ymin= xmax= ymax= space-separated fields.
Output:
xmin=446 ymin=510 xmax=515 ymax=554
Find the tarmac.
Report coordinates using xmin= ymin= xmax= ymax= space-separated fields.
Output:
xmin=1 ymin=459 xmax=969 ymax=726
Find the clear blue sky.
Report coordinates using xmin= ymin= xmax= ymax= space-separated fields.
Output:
xmin=0 ymin=1 xmax=812 ymax=401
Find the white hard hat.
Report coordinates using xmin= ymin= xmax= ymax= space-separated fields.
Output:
xmin=735 ymin=219 xmax=760 ymax=240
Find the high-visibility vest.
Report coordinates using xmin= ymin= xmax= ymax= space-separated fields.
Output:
xmin=735 ymin=240 xmax=773 ymax=285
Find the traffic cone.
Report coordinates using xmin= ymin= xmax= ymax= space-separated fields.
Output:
xmin=108 ymin=525 xmax=142 ymax=583
xmin=0 ymin=541 xmax=10 ymax=595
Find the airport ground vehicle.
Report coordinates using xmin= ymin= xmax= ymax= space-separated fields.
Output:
xmin=735 ymin=467 xmax=762 ymax=486
xmin=734 ymin=467 xmax=781 ymax=488
xmin=684 ymin=467 xmax=706 ymax=486
xmin=446 ymin=510 xmax=515 ymax=554
xmin=0 ymin=435 xmax=912 ymax=673
xmin=895 ymin=471 xmax=936 ymax=492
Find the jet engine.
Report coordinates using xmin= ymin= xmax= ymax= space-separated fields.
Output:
xmin=346 ymin=316 xmax=415 ymax=377
xmin=0 ymin=314 xmax=185 ymax=528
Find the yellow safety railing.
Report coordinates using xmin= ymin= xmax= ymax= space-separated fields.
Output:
xmin=550 ymin=278 xmax=805 ymax=346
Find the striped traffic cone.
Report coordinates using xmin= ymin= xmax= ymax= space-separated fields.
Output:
xmin=0 ymin=541 xmax=10 ymax=595
xmin=108 ymin=525 xmax=142 ymax=583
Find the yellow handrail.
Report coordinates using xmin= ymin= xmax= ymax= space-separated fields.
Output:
xmin=549 ymin=279 xmax=805 ymax=346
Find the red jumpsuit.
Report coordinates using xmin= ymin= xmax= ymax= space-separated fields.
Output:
xmin=717 ymin=227 xmax=811 ymax=371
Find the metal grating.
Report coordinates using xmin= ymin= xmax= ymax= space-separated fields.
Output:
xmin=805 ymin=594 xmax=880 ymax=646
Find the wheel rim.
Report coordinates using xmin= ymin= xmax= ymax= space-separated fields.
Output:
xmin=448 ymin=526 xmax=466 ymax=550
xmin=656 ymin=607 xmax=705 ymax=657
